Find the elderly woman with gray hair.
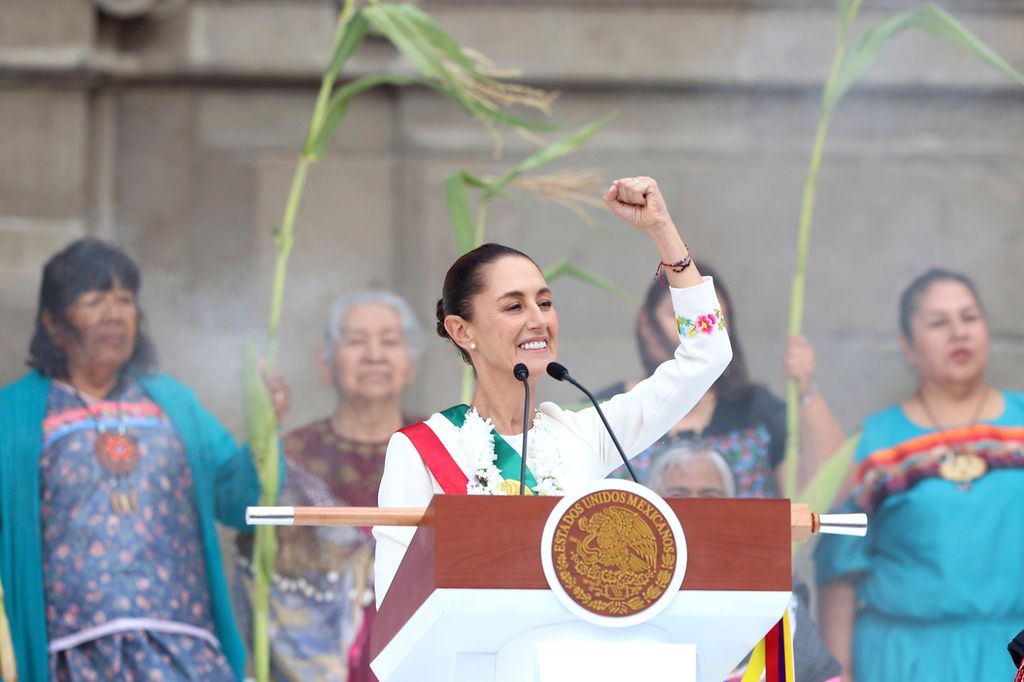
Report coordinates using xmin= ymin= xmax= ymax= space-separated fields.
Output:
xmin=644 ymin=444 xmax=842 ymax=682
xmin=235 ymin=290 xmax=423 ymax=682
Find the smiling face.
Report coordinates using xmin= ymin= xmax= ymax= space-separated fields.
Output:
xmin=452 ymin=255 xmax=559 ymax=381
xmin=902 ymin=280 xmax=989 ymax=389
xmin=48 ymin=280 xmax=139 ymax=379
xmin=327 ymin=301 xmax=415 ymax=402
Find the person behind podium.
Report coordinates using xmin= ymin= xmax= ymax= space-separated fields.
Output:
xmin=605 ymin=265 xmax=845 ymax=497
xmin=816 ymin=268 xmax=1024 ymax=681
xmin=644 ymin=445 xmax=842 ymax=682
xmin=373 ymin=176 xmax=733 ymax=605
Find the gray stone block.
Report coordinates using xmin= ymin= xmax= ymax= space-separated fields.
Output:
xmin=197 ymin=88 xmax=395 ymax=154
xmin=0 ymin=0 xmax=93 ymax=52
xmin=0 ymin=89 xmax=88 ymax=218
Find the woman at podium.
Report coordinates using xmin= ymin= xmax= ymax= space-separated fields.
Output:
xmin=373 ymin=176 xmax=733 ymax=604
xmin=816 ymin=268 xmax=1024 ymax=681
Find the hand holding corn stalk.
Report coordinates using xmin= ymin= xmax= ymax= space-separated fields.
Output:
xmin=784 ymin=1 xmax=1024 ymax=505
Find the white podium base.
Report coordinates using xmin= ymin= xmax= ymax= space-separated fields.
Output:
xmin=537 ymin=640 xmax=696 ymax=682
xmin=372 ymin=588 xmax=789 ymax=682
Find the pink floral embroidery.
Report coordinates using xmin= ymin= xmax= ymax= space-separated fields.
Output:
xmin=676 ymin=309 xmax=726 ymax=337
xmin=696 ymin=314 xmax=716 ymax=334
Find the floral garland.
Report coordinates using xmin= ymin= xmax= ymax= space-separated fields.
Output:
xmin=456 ymin=407 xmax=565 ymax=496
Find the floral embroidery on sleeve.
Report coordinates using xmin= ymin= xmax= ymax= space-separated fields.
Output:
xmin=676 ymin=309 xmax=726 ymax=337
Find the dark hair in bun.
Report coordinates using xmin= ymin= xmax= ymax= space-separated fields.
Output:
xmin=435 ymin=243 xmax=536 ymax=365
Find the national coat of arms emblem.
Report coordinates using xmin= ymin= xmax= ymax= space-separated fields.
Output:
xmin=541 ymin=480 xmax=687 ymax=627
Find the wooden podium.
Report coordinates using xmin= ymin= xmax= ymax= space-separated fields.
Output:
xmin=370 ymin=495 xmax=797 ymax=682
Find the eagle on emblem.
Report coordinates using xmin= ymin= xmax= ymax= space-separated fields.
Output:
xmin=576 ymin=505 xmax=658 ymax=573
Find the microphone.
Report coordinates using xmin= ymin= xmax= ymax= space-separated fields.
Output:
xmin=546 ymin=362 xmax=638 ymax=483
xmin=513 ymin=363 xmax=531 ymax=496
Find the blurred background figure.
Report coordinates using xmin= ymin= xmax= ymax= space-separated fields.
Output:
xmin=816 ymin=268 xmax=1024 ymax=681
xmin=608 ymin=265 xmax=845 ymax=497
xmin=0 ymin=238 xmax=288 ymax=682
xmin=235 ymin=290 xmax=422 ymax=682
xmin=645 ymin=444 xmax=842 ymax=682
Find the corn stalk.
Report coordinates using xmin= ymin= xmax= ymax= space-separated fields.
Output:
xmin=442 ymin=113 xmax=641 ymax=402
xmin=244 ymin=2 xmax=565 ymax=681
xmin=784 ymin=1 xmax=1024 ymax=501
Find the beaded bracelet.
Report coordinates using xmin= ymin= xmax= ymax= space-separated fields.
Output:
xmin=654 ymin=251 xmax=693 ymax=281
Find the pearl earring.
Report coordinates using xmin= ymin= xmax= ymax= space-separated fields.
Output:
xmin=469 ymin=342 xmax=477 ymax=349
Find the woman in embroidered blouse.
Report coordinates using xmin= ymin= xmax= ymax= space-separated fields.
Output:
xmin=0 ymin=238 xmax=288 ymax=681
xmin=607 ymin=265 xmax=845 ymax=497
xmin=815 ymin=268 xmax=1024 ymax=681
xmin=374 ymin=176 xmax=733 ymax=605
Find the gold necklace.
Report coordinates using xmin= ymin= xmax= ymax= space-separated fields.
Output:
xmin=916 ymin=388 xmax=990 ymax=486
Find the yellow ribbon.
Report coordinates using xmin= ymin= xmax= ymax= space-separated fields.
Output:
xmin=782 ymin=609 xmax=795 ymax=680
xmin=740 ymin=636 xmax=766 ymax=682
xmin=740 ymin=610 xmax=794 ymax=682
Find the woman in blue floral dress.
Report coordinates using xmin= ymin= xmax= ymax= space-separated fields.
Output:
xmin=0 ymin=238 xmax=287 ymax=681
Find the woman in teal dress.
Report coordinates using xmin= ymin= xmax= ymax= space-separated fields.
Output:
xmin=816 ymin=268 xmax=1024 ymax=681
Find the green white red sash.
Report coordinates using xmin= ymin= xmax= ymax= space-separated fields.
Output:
xmin=398 ymin=404 xmax=537 ymax=494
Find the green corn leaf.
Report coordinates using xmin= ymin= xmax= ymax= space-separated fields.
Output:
xmin=364 ymin=4 xmax=446 ymax=81
xmin=469 ymin=103 xmax=557 ymax=132
xmin=458 ymin=170 xmax=512 ymax=198
xmin=443 ymin=171 xmax=514 ymax=255
xmin=445 ymin=173 xmax=476 ymax=255
xmin=364 ymin=4 xmax=554 ymax=133
xmin=325 ymin=9 xmax=370 ymax=83
xmin=544 ymin=257 xmax=637 ymax=304
xmin=490 ymin=112 xmax=617 ymax=195
xmin=793 ymin=432 xmax=859 ymax=512
xmin=308 ymin=73 xmax=417 ymax=159
xmin=837 ymin=0 xmax=860 ymax=36
xmin=305 ymin=3 xmax=367 ymax=153
xmin=827 ymin=3 xmax=1024 ymax=112
xmin=394 ymin=3 xmax=479 ymax=73
xmin=389 ymin=3 xmax=554 ymax=133
xmin=416 ymin=65 xmax=556 ymax=133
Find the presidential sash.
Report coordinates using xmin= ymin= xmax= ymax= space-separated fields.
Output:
xmin=399 ymin=404 xmax=538 ymax=495
xmin=399 ymin=420 xmax=469 ymax=494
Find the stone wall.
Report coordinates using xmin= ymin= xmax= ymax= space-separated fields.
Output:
xmin=3 ymin=0 xmax=1024 ymax=438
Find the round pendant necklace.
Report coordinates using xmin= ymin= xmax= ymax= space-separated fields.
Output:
xmin=916 ymin=387 xmax=990 ymax=488
xmin=71 ymin=386 xmax=141 ymax=514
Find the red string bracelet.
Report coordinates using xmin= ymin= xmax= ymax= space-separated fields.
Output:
xmin=654 ymin=249 xmax=693 ymax=282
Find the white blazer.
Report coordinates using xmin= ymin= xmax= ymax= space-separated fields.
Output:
xmin=373 ymin=276 xmax=732 ymax=605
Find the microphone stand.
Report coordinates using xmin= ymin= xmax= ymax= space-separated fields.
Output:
xmin=547 ymin=362 xmax=638 ymax=483
xmin=514 ymin=363 xmax=530 ymax=495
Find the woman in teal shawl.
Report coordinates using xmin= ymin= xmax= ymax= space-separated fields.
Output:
xmin=0 ymin=238 xmax=286 ymax=681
